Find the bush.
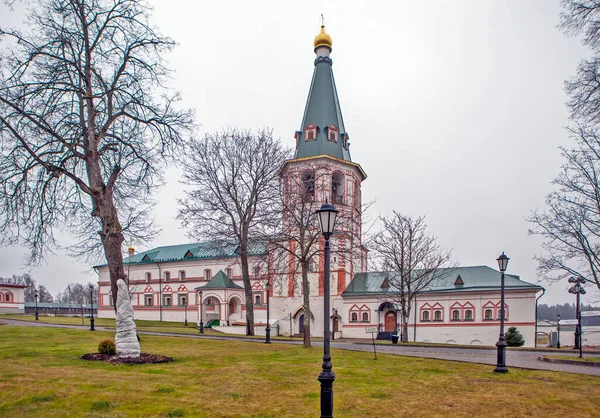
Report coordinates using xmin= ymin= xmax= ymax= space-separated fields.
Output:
xmin=98 ymin=339 xmax=116 ymax=355
xmin=505 ymin=326 xmax=525 ymax=347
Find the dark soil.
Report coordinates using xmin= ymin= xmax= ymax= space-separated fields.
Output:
xmin=81 ymin=352 xmax=174 ymax=365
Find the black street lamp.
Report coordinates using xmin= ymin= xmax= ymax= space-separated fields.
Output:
xmin=568 ymin=276 xmax=586 ymax=358
xmin=199 ymin=290 xmax=204 ymax=334
xmin=265 ymin=281 xmax=271 ymax=344
xmin=494 ymin=252 xmax=509 ymax=374
xmin=316 ymin=200 xmax=338 ymax=418
xmin=34 ymin=290 xmax=39 ymax=321
xmin=184 ymin=298 xmax=188 ymax=327
xmin=556 ymin=314 xmax=561 ymax=349
xmin=88 ymin=284 xmax=95 ymax=331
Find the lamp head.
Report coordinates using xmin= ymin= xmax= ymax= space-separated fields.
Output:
xmin=496 ymin=252 xmax=509 ymax=272
xmin=316 ymin=200 xmax=339 ymax=237
xmin=265 ymin=281 xmax=271 ymax=292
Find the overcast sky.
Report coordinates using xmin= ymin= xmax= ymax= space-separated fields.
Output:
xmin=0 ymin=0 xmax=597 ymax=306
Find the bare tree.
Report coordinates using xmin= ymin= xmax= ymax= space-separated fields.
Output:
xmin=56 ymin=281 xmax=98 ymax=305
xmin=526 ymin=1 xmax=600 ymax=293
xmin=178 ymin=129 xmax=290 ymax=335
xmin=528 ymin=126 xmax=600 ymax=290
xmin=0 ymin=0 xmax=194 ymax=308
xmin=370 ymin=212 xmax=454 ymax=342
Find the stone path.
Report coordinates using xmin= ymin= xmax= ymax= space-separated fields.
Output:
xmin=2 ymin=318 xmax=599 ymax=377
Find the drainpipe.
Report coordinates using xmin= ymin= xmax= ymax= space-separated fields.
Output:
xmin=157 ymin=263 xmax=162 ymax=321
xmin=413 ymin=295 xmax=417 ymax=342
xmin=534 ymin=287 xmax=545 ymax=348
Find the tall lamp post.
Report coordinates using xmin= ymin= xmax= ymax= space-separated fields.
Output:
xmin=316 ymin=200 xmax=338 ymax=418
xmin=265 ymin=281 xmax=271 ymax=344
xmin=556 ymin=314 xmax=561 ymax=349
xmin=184 ymin=298 xmax=188 ymax=327
xmin=88 ymin=284 xmax=95 ymax=331
xmin=198 ymin=290 xmax=204 ymax=334
xmin=34 ymin=290 xmax=39 ymax=321
xmin=494 ymin=252 xmax=509 ymax=373
xmin=568 ymin=276 xmax=586 ymax=358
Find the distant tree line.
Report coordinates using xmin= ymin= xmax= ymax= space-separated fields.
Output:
xmin=538 ymin=303 xmax=600 ymax=325
xmin=3 ymin=273 xmax=53 ymax=302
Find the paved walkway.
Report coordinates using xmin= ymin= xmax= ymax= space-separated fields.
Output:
xmin=2 ymin=319 xmax=599 ymax=377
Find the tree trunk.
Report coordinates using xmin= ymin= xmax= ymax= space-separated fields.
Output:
xmin=302 ymin=261 xmax=311 ymax=348
xmin=402 ymin=321 xmax=409 ymax=343
xmin=93 ymin=192 xmax=126 ymax=313
xmin=240 ymin=239 xmax=255 ymax=335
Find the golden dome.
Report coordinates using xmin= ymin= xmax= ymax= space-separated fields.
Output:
xmin=128 ymin=244 xmax=135 ymax=255
xmin=313 ymin=25 xmax=332 ymax=50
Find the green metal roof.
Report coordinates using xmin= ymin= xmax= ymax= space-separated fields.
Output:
xmin=24 ymin=302 xmax=98 ymax=309
xmin=195 ymin=270 xmax=243 ymax=290
xmin=294 ymin=53 xmax=351 ymax=161
xmin=342 ymin=266 xmax=543 ymax=297
xmin=95 ymin=240 xmax=268 ymax=268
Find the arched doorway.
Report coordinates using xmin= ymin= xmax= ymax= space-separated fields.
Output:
xmin=384 ymin=311 xmax=397 ymax=332
xmin=333 ymin=316 xmax=339 ymax=333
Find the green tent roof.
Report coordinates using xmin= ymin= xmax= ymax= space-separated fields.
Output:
xmin=342 ymin=266 xmax=543 ymax=297
xmin=294 ymin=52 xmax=351 ymax=161
xmin=195 ymin=270 xmax=243 ymax=290
xmin=95 ymin=240 xmax=268 ymax=268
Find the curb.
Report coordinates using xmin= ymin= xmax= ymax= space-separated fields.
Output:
xmin=538 ymin=356 xmax=600 ymax=367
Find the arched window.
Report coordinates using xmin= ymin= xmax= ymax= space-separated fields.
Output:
xmin=422 ymin=311 xmax=430 ymax=321
xmin=434 ymin=310 xmax=442 ymax=321
xmin=361 ymin=312 xmax=369 ymax=322
xmin=4 ymin=293 xmax=11 ymax=302
xmin=145 ymin=272 xmax=151 ymax=283
xmin=452 ymin=310 xmax=460 ymax=321
xmin=204 ymin=269 xmax=212 ymax=281
xmin=301 ymin=171 xmax=315 ymax=201
xmin=305 ymin=124 xmax=317 ymax=141
xmin=255 ymin=294 xmax=262 ymax=305
xmin=331 ymin=172 xmax=345 ymax=204
xmin=465 ymin=310 xmax=473 ymax=320
xmin=327 ymin=125 xmax=338 ymax=142
xmin=484 ymin=309 xmax=493 ymax=320
xmin=351 ymin=312 xmax=358 ymax=322
xmin=164 ymin=271 xmax=170 ymax=282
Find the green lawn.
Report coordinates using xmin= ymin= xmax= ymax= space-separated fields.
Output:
xmin=0 ymin=325 xmax=599 ymax=417
xmin=547 ymin=355 xmax=600 ymax=363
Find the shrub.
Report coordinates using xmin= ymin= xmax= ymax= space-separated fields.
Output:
xmin=98 ymin=339 xmax=116 ymax=355
xmin=505 ymin=326 xmax=525 ymax=347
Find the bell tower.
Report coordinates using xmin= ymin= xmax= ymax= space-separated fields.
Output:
xmin=280 ymin=24 xmax=367 ymax=299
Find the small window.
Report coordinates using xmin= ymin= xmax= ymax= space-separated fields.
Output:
xmin=254 ymin=266 xmax=261 ymax=279
xmin=163 ymin=295 xmax=172 ymax=307
xmin=305 ymin=125 xmax=316 ymax=141
xmin=361 ymin=312 xmax=369 ymax=322
xmin=351 ymin=312 xmax=358 ymax=322
xmin=5 ymin=293 xmax=11 ymax=302
xmin=434 ymin=310 xmax=442 ymax=321
xmin=226 ymin=268 xmax=233 ymax=278
xmin=164 ymin=271 xmax=170 ymax=282
xmin=328 ymin=126 xmax=338 ymax=142
xmin=145 ymin=295 xmax=153 ymax=307
xmin=255 ymin=294 xmax=262 ymax=305
xmin=498 ymin=308 xmax=506 ymax=320
xmin=452 ymin=310 xmax=460 ymax=321
xmin=484 ymin=309 xmax=493 ymax=320
xmin=109 ymin=295 xmax=114 ymax=306
xmin=178 ymin=295 xmax=187 ymax=306
xmin=204 ymin=269 xmax=212 ymax=281
xmin=422 ymin=311 xmax=430 ymax=321
xmin=145 ymin=272 xmax=151 ymax=283
xmin=179 ymin=271 xmax=186 ymax=281
xmin=465 ymin=310 xmax=473 ymax=320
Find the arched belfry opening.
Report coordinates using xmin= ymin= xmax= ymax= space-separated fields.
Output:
xmin=301 ymin=171 xmax=315 ymax=201
xmin=331 ymin=171 xmax=345 ymax=204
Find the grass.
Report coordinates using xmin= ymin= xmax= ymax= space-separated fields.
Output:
xmin=547 ymin=355 xmax=600 ymax=363
xmin=0 ymin=326 xmax=599 ymax=417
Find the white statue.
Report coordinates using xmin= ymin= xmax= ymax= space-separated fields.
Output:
xmin=115 ymin=279 xmax=141 ymax=358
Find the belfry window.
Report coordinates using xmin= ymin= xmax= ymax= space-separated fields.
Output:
xmin=331 ymin=172 xmax=344 ymax=204
xmin=301 ymin=171 xmax=315 ymax=201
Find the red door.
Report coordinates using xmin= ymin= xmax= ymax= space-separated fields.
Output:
xmin=385 ymin=311 xmax=396 ymax=332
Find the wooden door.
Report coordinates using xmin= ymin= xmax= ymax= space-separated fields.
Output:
xmin=299 ymin=314 xmax=305 ymax=334
xmin=384 ymin=311 xmax=396 ymax=332
xmin=333 ymin=316 xmax=339 ymax=333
